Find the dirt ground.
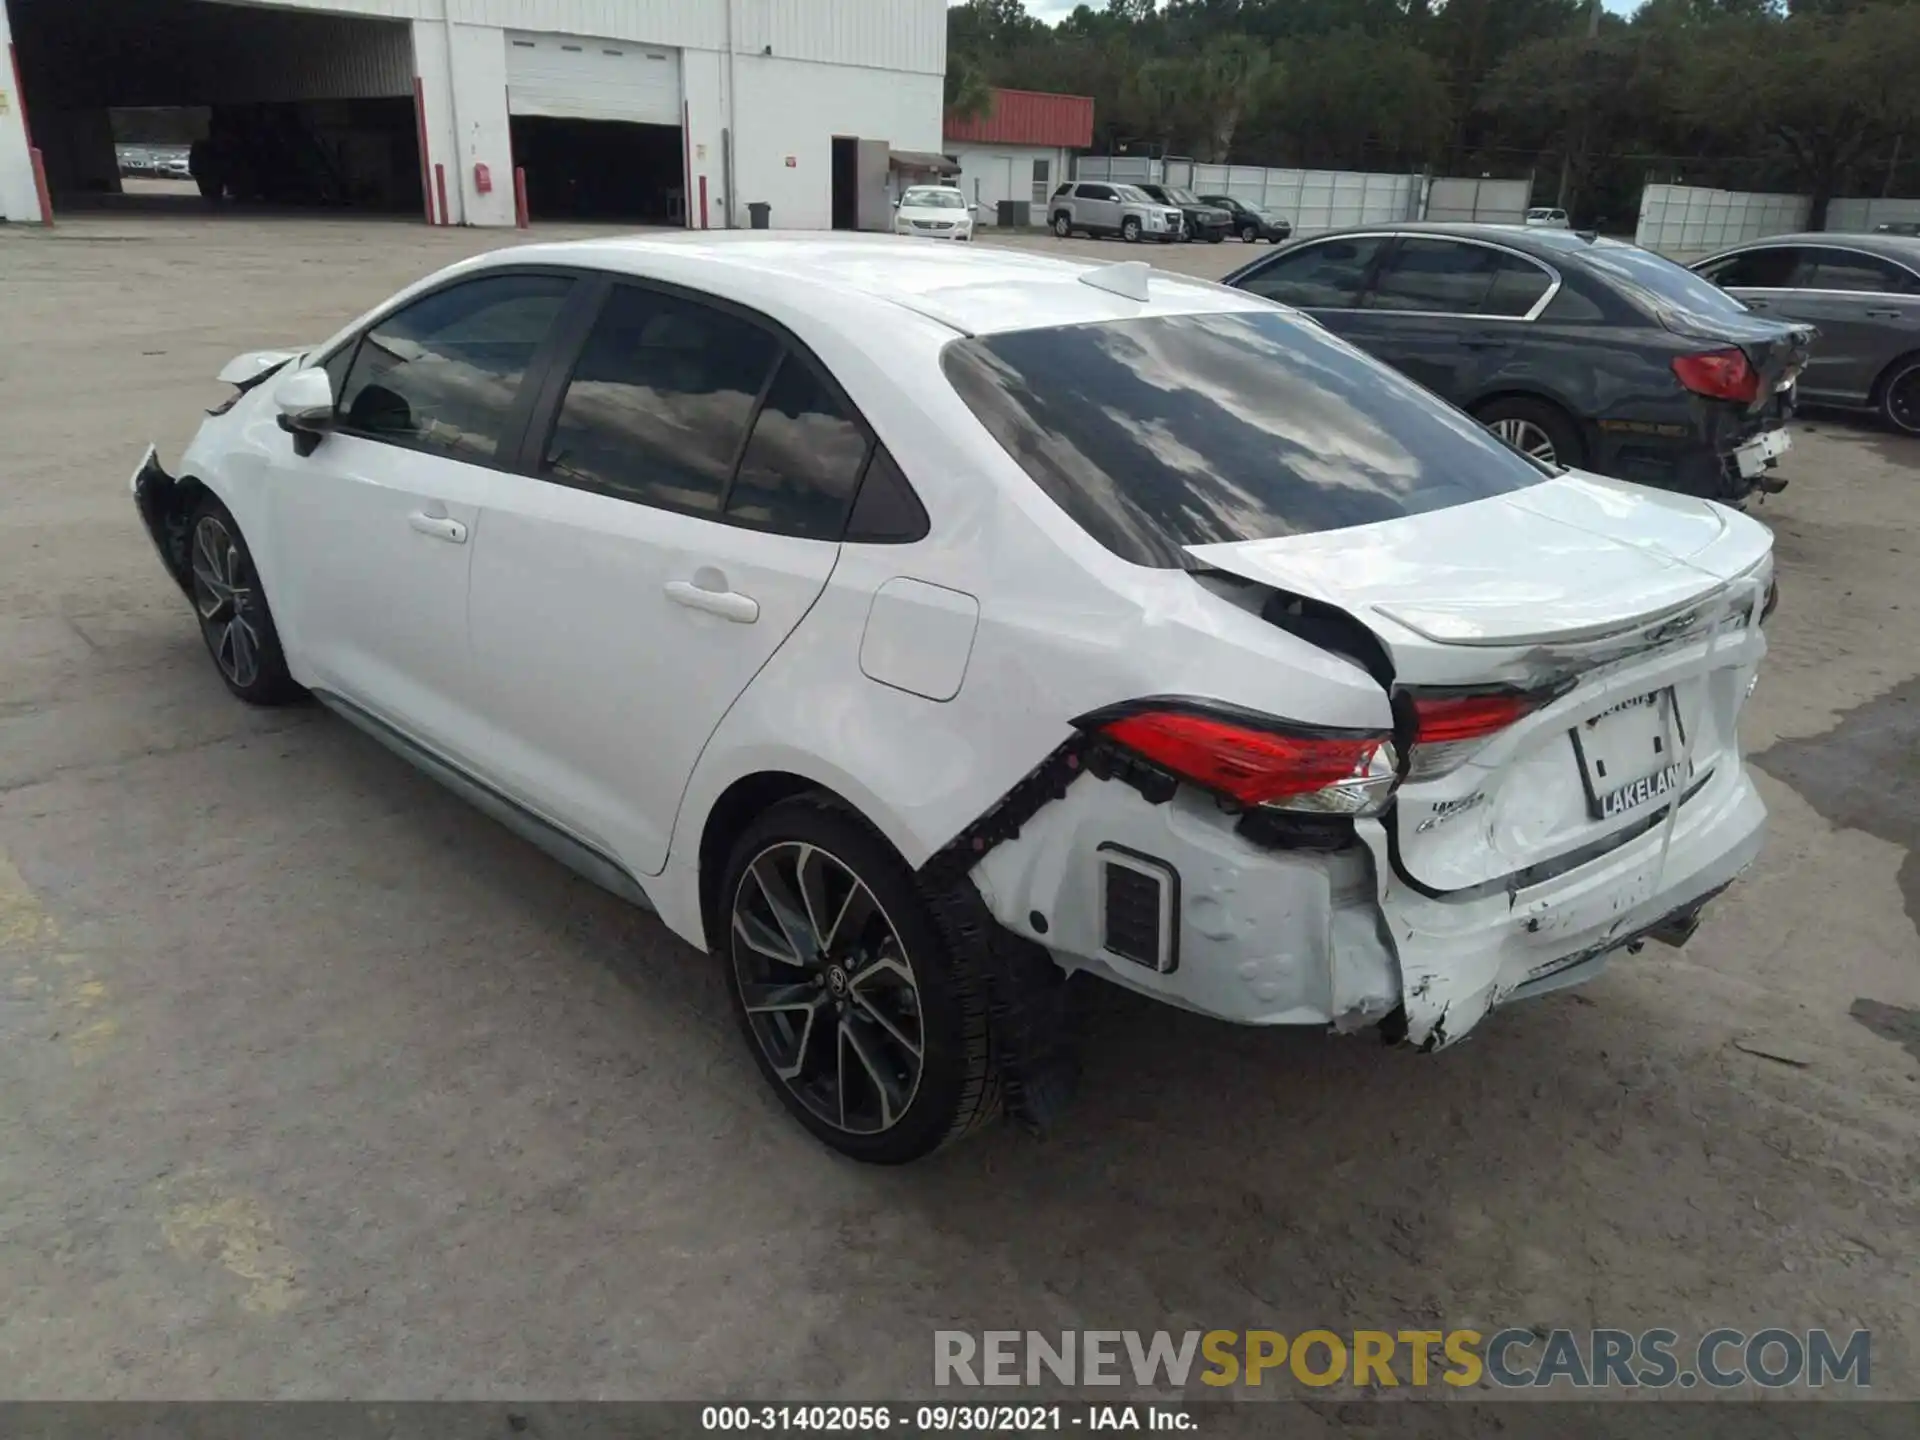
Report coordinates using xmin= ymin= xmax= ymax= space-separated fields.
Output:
xmin=0 ymin=212 xmax=1915 ymax=1405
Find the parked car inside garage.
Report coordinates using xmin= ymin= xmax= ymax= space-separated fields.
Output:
xmin=1225 ymin=223 xmax=1811 ymax=502
xmin=1690 ymin=232 xmax=1920 ymax=436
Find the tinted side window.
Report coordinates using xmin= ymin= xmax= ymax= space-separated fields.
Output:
xmin=1701 ymin=248 xmax=1802 ymax=289
xmin=943 ymin=310 xmax=1546 ymax=569
xmin=1368 ymin=238 xmax=1506 ymax=314
xmin=725 ymin=355 xmax=870 ymax=539
xmin=1482 ymin=252 xmax=1556 ymax=317
xmin=541 ymin=284 xmax=781 ymax=514
xmin=845 ymin=446 xmax=930 ymax=544
xmin=1082 ymin=185 xmax=1116 ymax=202
xmin=1803 ymin=249 xmax=1913 ymax=293
xmin=338 ymin=273 xmax=572 ymax=462
xmin=1237 ymin=236 xmax=1386 ymax=309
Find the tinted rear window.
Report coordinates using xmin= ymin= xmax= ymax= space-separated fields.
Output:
xmin=943 ymin=310 xmax=1547 ymax=569
xmin=1581 ymin=242 xmax=1753 ymax=320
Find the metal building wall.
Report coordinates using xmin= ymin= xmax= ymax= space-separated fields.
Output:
xmin=143 ymin=0 xmax=945 ymax=72
xmin=753 ymin=0 xmax=945 ymax=75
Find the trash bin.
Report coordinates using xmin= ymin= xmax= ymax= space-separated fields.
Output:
xmin=747 ymin=201 xmax=771 ymax=230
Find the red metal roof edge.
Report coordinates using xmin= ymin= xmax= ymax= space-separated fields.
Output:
xmin=943 ymin=88 xmax=1095 ymax=150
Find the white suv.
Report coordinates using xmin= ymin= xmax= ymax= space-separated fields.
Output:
xmin=1049 ymin=182 xmax=1183 ymax=243
xmin=134 ymin=236 xmax=1773 ymax=1163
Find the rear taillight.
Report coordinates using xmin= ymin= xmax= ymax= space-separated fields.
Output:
xmin=1403 ymin=686 xmax=1561 ymax=781
xmin=1083 ymin=703 xmax=1399 ymax=816
xmin=1672 ymin=348 xmax=1759 ymax=404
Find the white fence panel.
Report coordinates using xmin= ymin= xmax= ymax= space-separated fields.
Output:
xmin=1826 ymin=196 xmax=1920 ymax=233
xmin=1635 ymin=184 xmax=1810 ymax=255
xmin=1076 ymin=157 xmax=1422 ymax=234
xmin=1072 ymin=155 xmax=1158 ymax=186
xmin=1425 ymin=176 xmax=1532 ymax=225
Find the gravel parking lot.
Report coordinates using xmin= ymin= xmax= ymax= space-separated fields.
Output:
xmin=0 ymin=214 xmax=1915 ymax=1402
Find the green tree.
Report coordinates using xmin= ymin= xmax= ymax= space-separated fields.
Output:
xmin=1685 ymin=2 xmax=1920 ymax=223
xmin=945 ymin=53 xmax=996 ymax=120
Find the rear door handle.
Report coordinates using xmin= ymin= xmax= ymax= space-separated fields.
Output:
xmin=407 ymin=511 xmax=467 ymax=544
xmin=1460 ymin=335 xmax=1510 ymax=350
xmin=665 ymin=579 xmax=759 ymax=624
xmin=1865 ymin=308 xmax=1903 ymax=319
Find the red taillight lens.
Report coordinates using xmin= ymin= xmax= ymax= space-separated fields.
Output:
xmin=1091 ymin=706 xmax=1398 ymax=815
xmin=1672 ymin=348 xmax=1758 ymax=404
xmin=1404 ymin=687 xmax=1558 ymax=781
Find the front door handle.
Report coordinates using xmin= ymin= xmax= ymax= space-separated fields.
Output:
xmin=407 ymin=511 xmax=467 ymax=544
xmin=1865 ymin=308 xmax=1903 ymax=319
xmin=665 ymin=578 xmax=759 ymax=624
xmin=1460 ymin=335 xmax=1510 ymax=351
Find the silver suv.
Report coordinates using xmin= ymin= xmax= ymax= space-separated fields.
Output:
xmin=1049 ymin=182 xmax=1183 ymax=244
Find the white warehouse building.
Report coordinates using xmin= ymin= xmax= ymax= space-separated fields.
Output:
xmin=0 ymin=0 xmax=949 ymax=229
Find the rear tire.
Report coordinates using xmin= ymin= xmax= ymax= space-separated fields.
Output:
xmin=1052 ymin=212 xmax=1072 ymax=238
xmin=719 ymin=797 xmax=998 ymax=1164
xmin=1240 ymin=225 xmax=1258 ymax=242
xmin=1876 ymin=354 xmax=1920 ymax=436
xmin=186 ymin=496 xmax=301 ymax=706
xmin=1476 ymin=396 xmax=1584 ymax=471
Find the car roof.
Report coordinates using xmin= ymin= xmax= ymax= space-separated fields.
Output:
xmin=1295 ymin=220 xmax=1607 ymax=256
xmin=1699 ymin=231 xmax=1920 ymax=263
xmin=478 ymin=231 xmax=1271 ymax=337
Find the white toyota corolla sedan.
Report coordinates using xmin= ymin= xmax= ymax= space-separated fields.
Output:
xmin=133 ymin=234 xmax=1775 ymax=1162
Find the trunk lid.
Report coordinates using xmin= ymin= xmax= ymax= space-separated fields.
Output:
xmin=1186 ymin=473 xmax=1774 ymax=892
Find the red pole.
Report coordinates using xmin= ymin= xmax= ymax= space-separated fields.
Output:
xmin=434 ymin=163 xmax=450 ymax=227
xmin=514 ymin=166 xmax=530 ymax=229
xmin=680 ymin=99 xmax=693 ymax=230
xmin=698 ymin=174 xmax=709 ymax=230
xmin=29 ymin=148 xmax=53 ymax=228
xmin=10 ymin=42 xmax=51 ymax=226
xmin=412 ymin=77 xmax=434 ymax=226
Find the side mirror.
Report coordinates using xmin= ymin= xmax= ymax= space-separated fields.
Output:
xmin=273 ymin=367 xmax=334 ymax=455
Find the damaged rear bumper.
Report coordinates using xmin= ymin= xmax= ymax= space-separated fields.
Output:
xmin=967 ymin=750 xmax=1763 ymax=1051
xmin=1365 ymin=763 xmax=1764 ymax=1048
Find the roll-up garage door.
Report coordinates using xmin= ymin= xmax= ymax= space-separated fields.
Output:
xmin=505 ymin=32 xmax=681 ymax=125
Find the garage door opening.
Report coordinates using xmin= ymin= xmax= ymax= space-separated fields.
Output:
xmin=9 ymin=0 xmax=422 ymax=218
xmin=510 ymin=118 xmax=683 ymax=224
xmin=505 ymin=31 xmax=685 ymax=225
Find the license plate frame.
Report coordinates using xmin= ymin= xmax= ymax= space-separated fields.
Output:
xmin=1734 ymin=427 xmax=1791 ymax=478
xmin=1570 ymin=688 xmax=1693 ymax=822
